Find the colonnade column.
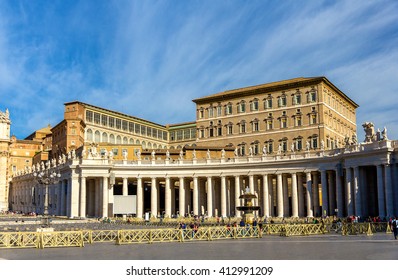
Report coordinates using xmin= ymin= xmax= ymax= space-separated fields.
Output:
xmin=297 ymin=173 xmax=304 ymax=217
xmin=376 ymin=165 xmax=386 ymax=217
xmin=327 ymin=171 xmax=335 ymax=215
xmin=345 ymin=168 xmax=354 ymax=216
xmin=70 ymin=176 xmax=80 ymax=218
xmin=79 ymin=176 xmax=86 ymax=218
xmin=207 ymin=177 xmax=213 ymax=217
xmin=262 ymin=174 xmax=269 ymax=217
xmin=59 ymin=181 xmax=64 ymax=216
xmin=282 ymin=174 xmax=289 ymax=216
xmin=335 ymin=168 xmax=344 ymax=217
xmin=385 ymin=164 xmax=393 ymax=217
xmin=221 ymin=176 xmax=227 ymax=218
xmin=151 ymin=177 xmax=158 ymax=218
xmin=234 ymin=176 xmax=241 ymax=218
xmin=122 ymin=177 xmax=128 ymax=196
xmin=277 ymin=174 xmax=283 ymax=218
xmin=291 ymin=173 xmax=298 ymax=217
xmin=193 ymin=176 xmax=199 ymax=216
xmin=136 ymin=177 xmax=143 ymax=219
xmin=165 ymin=177 xmax=171 ymax=217
xmin=179 ymin=177 xmax=185 ymax=217
xmin=320 ymin=170 xmax=328 ymax=217
xmin=353 ymin=167 xmax=362 ymax=217
xmin=306 ymin=172 xmax=313 ymax=217
xmin=102 ymin=176 xmax=108 ymax=218
xmin=313 ymin=172 xmax=319 ymax=216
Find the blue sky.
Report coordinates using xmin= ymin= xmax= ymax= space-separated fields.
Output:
xmin=0 ymin=0 xmax=397 ymax=141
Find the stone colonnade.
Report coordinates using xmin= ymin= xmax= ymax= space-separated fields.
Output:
xmin=10 ymin=160 xmax=398 ymax=219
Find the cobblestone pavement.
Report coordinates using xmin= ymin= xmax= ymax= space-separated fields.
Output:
xmin=1 ymin=233 xmax=398 ymax=260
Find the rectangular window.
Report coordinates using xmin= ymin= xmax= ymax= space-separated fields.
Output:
xmin=109 ymin=117 xmax=115 ymax=128
xmin=94 ymin=113 xmax=100 ymax=124
xmin=184 ymin=128 xmax=191 ymax=139
xmin=101 ymin=115 xmax=108 ymax=126
xmin=129 ymin=122 xmax=134 ymax=132
xmin=141 ymin=126 xmax=146 ymax=135
xmin=311 ymin=115 xmax=317 ymax=124
xmin=217 ymin=106 xmax=222 ymax=117
xmin=200 ymin=129 xmax=204 ymax=138
xmin=135 ymin=123 xmax=140 ymax=134
xmin=86 ymin=110 xmax=93 ymax=122
xmin=217 ymin=126 xmax=222 ymax=136
xmin=163 ymin=131 xmax=168 ymax=141
xmin=253 ymin=122 xmax=259 ymax=132
xmin=199 ymin=110 xmax=204 ymax=119
xmin=177 ymin=130 xmax=183 ymax=140
xmin=281 ymin=119 xmax=287 ymax=128
xmin=112 ymin=148 xmax=119 ymax=156
xmin=147 ymin=127 xmax=152 ymax=137
xmin=170 ymin=131 xmax=175 ymax=141
xmin=122 ymin=120 xmax=128 ymax=131
xmin=296 ymin=116 xmax=302 ymax=126
xmin=116 ymin=118 xmax=121 ymax=129
xmin=267 ymin=120 xmax=273 ymax=130
xmin=227 ymin=125 xmax=233 ymax=135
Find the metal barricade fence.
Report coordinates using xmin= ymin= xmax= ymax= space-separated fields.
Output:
xmin=0 ymin=222 xmax=391 ymax=249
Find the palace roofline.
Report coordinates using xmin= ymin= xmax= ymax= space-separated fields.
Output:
xmin=192 ymin=76 xmax=359 ymax=108
xmin=64 ymin=101 xmax=168 ymax=129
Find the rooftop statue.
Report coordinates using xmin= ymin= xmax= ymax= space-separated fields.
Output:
xmin=382 ymin=126 xmax=388 ymax=140
xmin=362 ymin=122 xmax=376 ymax=143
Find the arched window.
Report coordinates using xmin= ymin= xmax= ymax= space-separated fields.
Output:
xmin=278 ymin=93 xmax=287 ymax=107
xmin=129 ymin=138 xmax=134 ymax=144
xmin=86 ymin=129 xmax=93 ymax=142
xmin=250 ymin=98 xmax=259 ymax=111
xmin=102 ymin=132 xmax=108 ymax=143
xmin=252 ymin=141 xmax=260 ymax=155
xmin=109 ymin=134 xmax=115 ymax=144
xmin=239 ymin=143 xmax=246 ymax=156
xmin=148 ymin=142 xmax=152 ymax=149
xmin=142 ymin=141 xmax=146 ymax=149
xmin=238 ymin=100 xmax=246 ymax=113
xmin=198 ymin=107 xmax=204 ymax=119
xmin=292 ymin=90 xmax=301 ymax=105
xmin=136 ymin=139 xmax=140 ymax=145
xmin=239 ymin=120 xmax=246 ymax=133
xmin=116 ymin=135 xmax=122 ymax=144
xmin=252 ymin=118 xmax=259 ymax=132
xmin=123 ymin=137 xmax=128 ymax=144
xmin=226 ymin=122 xmax=233 ymax=135
xmin=264 ymin=95 xmax=272 ymax=109
xmin=225 ymin=103 xmax=233 ymax=115
xmin=94 ymin=131 xmax=100 ymax=143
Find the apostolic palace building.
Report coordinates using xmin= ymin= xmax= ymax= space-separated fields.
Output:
xmin=2 ymin=77 xmax=398 ymax=220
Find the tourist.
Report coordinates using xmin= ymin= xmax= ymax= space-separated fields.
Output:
xmin=239 ymin=219 xmax=245 ymax=227
xmin=392 ymin=217 xmax=398 ymax=240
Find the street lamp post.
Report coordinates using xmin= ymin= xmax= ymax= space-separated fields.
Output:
xmin=33 ymin=167 xmax=61 ymax=227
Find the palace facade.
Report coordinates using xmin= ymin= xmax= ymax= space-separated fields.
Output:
xmin=5 ymin=77 xmax=398 ymax=219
